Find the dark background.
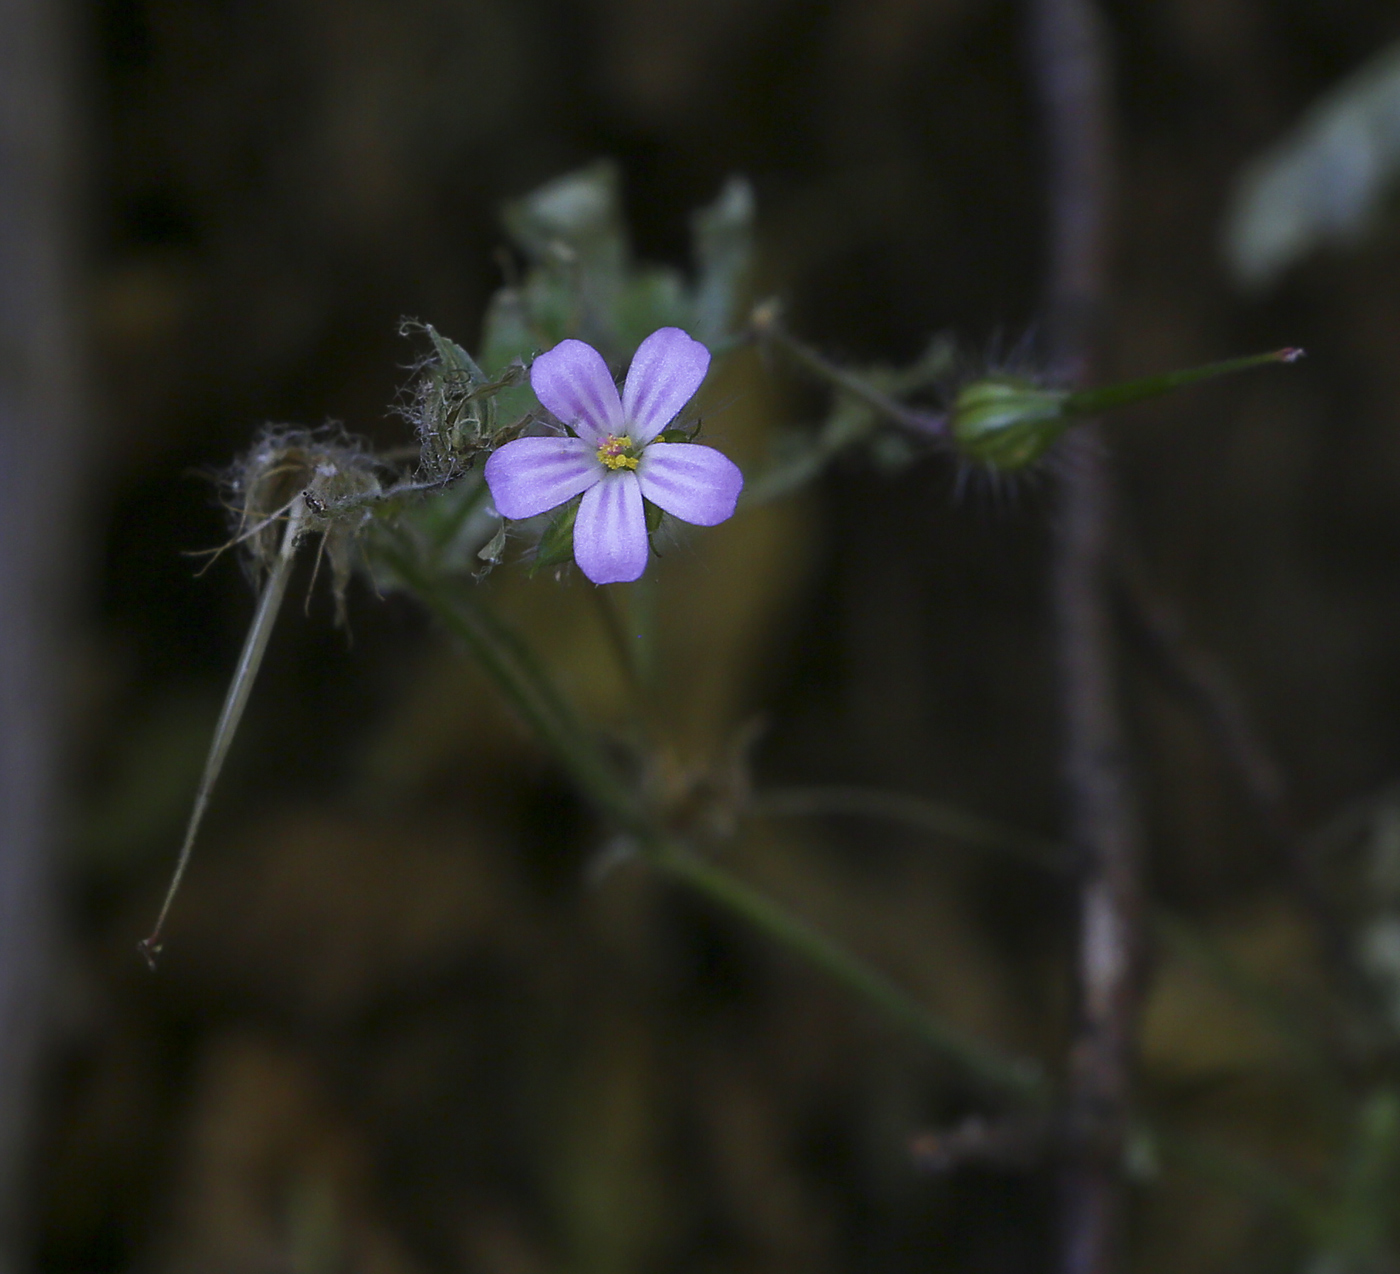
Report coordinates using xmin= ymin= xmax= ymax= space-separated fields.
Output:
xmin=22 ymin=0 xmax=1400 ymax=1271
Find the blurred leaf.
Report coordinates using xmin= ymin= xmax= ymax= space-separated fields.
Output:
xmin=372 ymin=471 xmax=498 ymax=580
xmin=743 ymin=394 xmax=877 ymax=505
xmin=1308 ymin=1090 xmax=1400 ymax=1271
xmin=1225 ymin=39 xmax=1400 ymax=288
xmin=613 ymin=267 xmax=692 ymax=351
xmin=478 ymin=285 xmax=538 ymax=378
xmin=484 ymin=166 xmax=754 ymax=371
xmin=501 ymin=159 xmax=628 ymax=284
xmin=690 ymin=175 xmax=755 ymax=344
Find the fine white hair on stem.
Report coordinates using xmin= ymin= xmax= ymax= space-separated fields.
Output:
xmin=138 ymin=495 xmax=308 ymax=969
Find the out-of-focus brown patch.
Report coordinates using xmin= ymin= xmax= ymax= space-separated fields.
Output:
xmin=152 ymin=808 xmax=541 ymax=1022
xmin=153 ymin=1032 xmax=423 ymax=1274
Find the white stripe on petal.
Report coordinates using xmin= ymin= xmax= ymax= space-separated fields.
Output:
xmin=485 ymin=436 xmax=602 ymax=520
xmin=636 ymin=442 xmax=743 ymax=526
xmin=530 ymin=339 xmax=624 ymax=442
xmin=573 ymin=470 xmax=648 ymax=584
xmin=622 ymin=327 xmax=711 ymax=444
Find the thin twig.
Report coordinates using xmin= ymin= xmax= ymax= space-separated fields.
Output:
xmin=651 ymin=843 xmax=1051 ymax=1104
xmin=750 ymin=303 xmax=947 ymax=437
xmin=1029 ymin=1 xmax=1139 ymax=1271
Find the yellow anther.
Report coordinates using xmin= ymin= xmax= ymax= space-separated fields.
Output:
xmin=597 ymin=434 xmax=639 ymax=470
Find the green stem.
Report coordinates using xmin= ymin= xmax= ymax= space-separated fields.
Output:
xmin=752 ymin=308 xmax=945 ymax=436
xmin=375 ymin=536 xmax=644 ymax=832
xmin=650 ymin=840 xmax=1052 ymax=1105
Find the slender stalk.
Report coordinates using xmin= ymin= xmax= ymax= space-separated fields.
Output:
xmin=650 ymin=842 xmax=1052 ymax=1104
xmin=620 ymin=569 xmax=659 ymax=694
xmin=1029 ymin=1 xmax=1139 ymax=1271
xmin=750 ymin=306 xmax=946 ymax=437
xmin=385 ymin=538 xmax=1052 ymax=1096
xmin=375 ymin=537 xmax=645 ymax=833
xmin=139 ymin=496 xmax=308 ymax=967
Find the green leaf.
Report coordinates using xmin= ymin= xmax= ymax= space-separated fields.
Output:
xmin=477 ymin=521 xmax=507 ymax=567
xmin=530 ymin=497 xmax=581 ymax=574
xmin=614 ymin=267 xmax=692 ymax=350
xmin=478 ymin=287 xmax=537 ymax=377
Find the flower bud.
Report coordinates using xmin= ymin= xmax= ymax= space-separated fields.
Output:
xmin=950 ymin=377 xmax=1071 ymax=471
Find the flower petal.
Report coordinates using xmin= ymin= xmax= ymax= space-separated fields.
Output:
xmin=574 ymin=470 xmax=648 ymax=584
xmin=530 ymin=339 xmax=624 ymax=442
xmin=621 ymin=327 xmax=711 ymax=444
xmin=484 ymin=436 xmax=602 ymax=520
xmin=636 ymin=442 xmax=743 ymax=526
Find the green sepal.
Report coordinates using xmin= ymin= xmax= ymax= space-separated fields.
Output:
xmin=951 ymin=348 xmax=1303 ymax=472
xmin=950 ymin=378 xmax=1071 ymax=471
xmin=427 ymin=325 xmax=488 ymax=384
xmin=529 ymin=498 xmax=581 ymax=575
xmin=655 ymin=429 xmax=693 ymax=444
xmin=644 ymin=498 xmax=664 ymax=535
xmin=477 ymin=522 xmax=507 ymax=567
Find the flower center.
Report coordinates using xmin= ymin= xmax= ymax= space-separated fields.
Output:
xmin=596 ymin=434 xmax=639 ymax=470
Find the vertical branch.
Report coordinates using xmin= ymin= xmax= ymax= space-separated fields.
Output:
xmin=1028 ymin=2 xmax=1139 ymax=1274
xmin=0 ymin=0 xmax=82 ymax=1263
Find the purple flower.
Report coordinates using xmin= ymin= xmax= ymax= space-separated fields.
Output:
xmin=484 ymin=327 xmax=744 ymax=584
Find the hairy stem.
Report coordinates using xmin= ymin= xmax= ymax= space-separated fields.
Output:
xmin=750 ymin=305 xmax=946 ymax=437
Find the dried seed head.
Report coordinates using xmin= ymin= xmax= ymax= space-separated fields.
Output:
xmin=223 ymin=427 xmax=382 ymax=622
